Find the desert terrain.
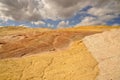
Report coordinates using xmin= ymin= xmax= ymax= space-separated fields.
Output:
xmin=0 ymin=26 xmax=120 ymax=80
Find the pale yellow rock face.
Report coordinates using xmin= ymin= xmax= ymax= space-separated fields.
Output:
xmin=83 ymin=29 xmax=120 ymax=80
xmin=0 ymin=41 xmax=98 ymax=80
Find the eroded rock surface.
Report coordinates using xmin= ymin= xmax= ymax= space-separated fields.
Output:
xmin=0 ymin=28 xmax=100 ymax=59
xmin=0 ymin=41 xmax=99 ymax=80
xmin=0 ymin=26 xmax=120 ymax=80
xmin=83 ymin=29 xmax=120 ymax=80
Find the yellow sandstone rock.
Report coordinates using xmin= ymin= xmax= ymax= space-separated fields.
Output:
xmin=0 ymin=26 xmax=120 ymax=80
xmin=0 ymin=41 xmax=98 ymax=80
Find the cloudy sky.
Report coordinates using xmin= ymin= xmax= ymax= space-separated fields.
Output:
xmin=0 ymin=0 xmax=120 ymax=28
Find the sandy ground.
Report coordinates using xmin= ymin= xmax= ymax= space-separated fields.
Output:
xmin=83 ymin=29 xmax=120 ymax=80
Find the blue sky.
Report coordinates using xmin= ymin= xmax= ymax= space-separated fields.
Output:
xmin=0 ymin=0 xmax=120 ymax=28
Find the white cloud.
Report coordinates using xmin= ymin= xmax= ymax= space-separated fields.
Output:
xmin=87 ymin=0 xmax=120 ymax=24
xmin=57 ymin=21 xmax=69 ymax=28
xmin=47 ymin=23 xmax=54 ymax=28
xmin=18 ymin=24 xmax=29 ymax=27
xmin=31 ymin=21 xmax=45 ymax=25
xmin=76 ymin=17 xmax=106 ymax=26
xmin=88 ymin=7 xmax=119 ymax=21
xmin=112 ymin=23 xmax=120 ymax=26
xmin=0 ymin=19 xmax=7 ymax=25
xmin=76 ymin=0 xmax=120 ymax=26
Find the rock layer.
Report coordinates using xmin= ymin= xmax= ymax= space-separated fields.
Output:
xmin=0 ymin=26 xmax=120 ymax=80
xmin=0 ymin=41 xmax=99 ymax=80
xmin=83 ymin=29 xmax=120 ymax=80
xmin=0 ymin=27 xmax=101 ymax=59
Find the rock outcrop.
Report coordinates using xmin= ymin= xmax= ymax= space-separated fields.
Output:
xmin=83 ymin=29 xmax=120 ymax=80
xmin=0 ymin=27 xmax=101 ymax=59
xmin=0 ymin=26 xmax=120 ymax=80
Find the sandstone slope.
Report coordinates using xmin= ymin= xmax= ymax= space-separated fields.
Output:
xmin=0 ymin=26 xmax=102 ymax=59
xmin=83 ymin=29 xmax=120 ymax=80
xmin=0 ymin=26 xmax=120 ymax=80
